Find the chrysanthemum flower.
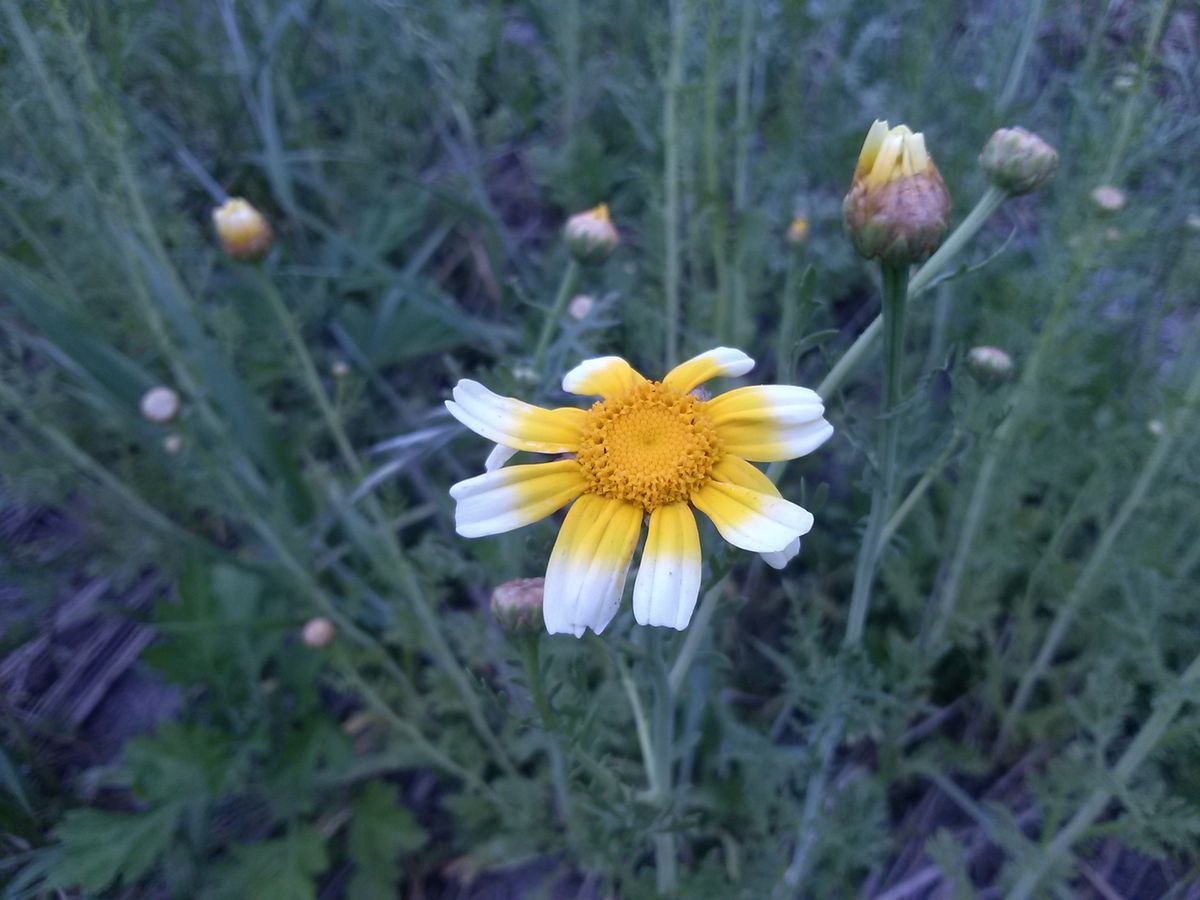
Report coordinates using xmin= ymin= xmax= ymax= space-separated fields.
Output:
xmin=446 ymin=348 xmax=833 ymax=637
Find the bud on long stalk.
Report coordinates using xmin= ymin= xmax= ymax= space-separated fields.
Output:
xmin=979 ymin=127 xmax=1058 ymax=195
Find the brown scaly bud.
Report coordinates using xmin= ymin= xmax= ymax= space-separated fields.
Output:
xmin=843 ymin=120 xmax=951 ymax=267
xmin=490 ymin=578 xmax=545 ymax=635
xmin=564 ymin=204 xmax=619 ymax=264
xmin=979 ymin=127 xmax=1058 ymax=195
xmin=213 ymin=198 xmax=274 ymax=262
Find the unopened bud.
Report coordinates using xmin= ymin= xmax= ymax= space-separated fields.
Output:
xmin=163 ymin=433 xmax=183 ymax=455
xmin=1090 ymin=185 xmax=1126 ymax=214
xmin=302 ymin=617 xmax=336 ymax=649
xmin=979 ymin=127 xmax=1058 ymax=195
xmin=140 ymin=386 xmax=180 ymax=424
xmin=843 ymin=120 xmax=950 ymax=267
xmin=966 ymin=346 xmax=1015 ymax=384
xmin=213 ymin=198 xmax=274 ymax=262
xmin=786 ymin=215 xmax=810 ymax=248
xmin=331 ymin=360 xmax=350 ymax=378
xmin=564 ymin=204 xmax=619 ymax=264
xmin=490 ymin=578 xmax=544 ymax=635
xmin=568 ymin=294 xmax=595 ymax=320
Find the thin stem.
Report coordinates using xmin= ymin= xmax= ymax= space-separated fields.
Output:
xmin=663 ymin=0 xmax=689 ymax=369
xmin=995 ymin=0 xmax=1045 ymax=115
xmin=648 ymin=631 xmax=677 ymax=895
xmin=702 ymin=0 xmax=731 ymax=344
xmin=618 ymin=654 xmax=661 ymax=796
xmin=782 ymin=715 xmax=843 ymax=888
xmin=532 ymin=260 xmax=581 ymax=375
xmin=255 ymin=268 xmax=362 ymax=478
xmin=844 ymin=264 xmax=910 ymax=647
xmin=521 ymin=636 xmax=572 ymax=828
xmin=667 ymin=571 xmax=730 ymax=695
xmin=728 ymin=0 xmax=755 ymax=349
xmin=817 ymin=186 xmax=1008 ymax=399
xmin=881 ymin=430 xmax=963 ymax=546
xmin=996 ymin=352 xmax=1200 ymax=754
xmin=776 ymin=259 xmax=799 ymax=381
xmin=1005 ymin=651 xmax=1200 ymax=900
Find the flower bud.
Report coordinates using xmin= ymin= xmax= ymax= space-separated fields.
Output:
xmin=331 ymin=360 xmax=350 ymax=379
xmin=979 ymin=127 xmax=1058 ymax=195
xmin=140 ymin=386 xmax=180 ymax=424
xmin=163 ymin=433 xmax=183 ymax=455
xmin=302 ymin=617 xmax=336 ymax=649
xmin=966 ymin=346 xmax=1015 ymax=384
xmin=1147 ymin=419 xmax=1165 ymax=438
xmin=213 ymin=197 xmax=274 ymax=262
xmin=1187 ymin=212 xmax=1200 ymax=234
xmin=490 ymin=578 xmax=544 ymax=635
xmin=1090 ymin=185 xmax=1126 ymax=214
xmin=568 ymin=294 xmax=595 ymax=320
xmin=564 ymin=204 xmax=619 ymax=264
xmin=843 ymin=120 xmax=950 ymax=267
xmin=786 ymin=215 xmax=810 ymax=248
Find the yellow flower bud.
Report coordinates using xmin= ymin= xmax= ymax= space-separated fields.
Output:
xmin=564 ymin=204 xmax=619 ymax=264
xmin=786 ymin=215 xmax=810 ymax=248
xmin=302 ymin=617 xmax=336 ymax=649
xmin=213 ymin=198 xmax=274 ymax=262
xmin=979 ymin=127 xmax=1058 ymax=195
xmin=490 ymin=578 xmax=545 ymax=635
xmin=140 ymin=386 xmax=180 ymax=424
xmin=843 ymin=120 xmax=950 ymax=267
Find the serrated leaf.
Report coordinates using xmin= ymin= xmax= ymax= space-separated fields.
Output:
xmin=47 ymin=802 xmax=181 ymax=893
xmin=347 ymin=783 xmax=427 ymax=900
xmin=203 ymin=828 xmax=327 ymax=900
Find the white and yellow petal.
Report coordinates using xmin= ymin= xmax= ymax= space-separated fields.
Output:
xmin=691 ymin=479 xmax=813 ymax=554
xmin=633 ymin=502 xmax=702 ymax=630
xmin=562 ymin=356 xmax=647 ymax=398
xmin=484 ymin=443 xmax=518 ymax=472
xmin=662 ymin=347 xmax=755 ymax=395
xmin=704 ymin=385 xmax=833 ymax=461
xmin=449 ymin=459 xmax=585 ymax=538
xmin=543 ymin=493 xmax=643 ymax=637
xmin=446 ymin=379 xmax=587 ymax=454
xmin=710 ymin=456 xmax=804 ymax=569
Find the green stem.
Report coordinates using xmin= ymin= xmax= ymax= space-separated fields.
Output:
xmin=995 ymin=0 xmax=1045 ymax=115
xmin=776 ymin=259 xmax=799 ymax=381
xmin=255 ymin=268 xmax=362 ymax=478
xmin=728 ymin=0 xmax=754 ymax=349
xmin=844 ymin=264 xmax=910 ymax=647
xmin=667 ymin=570 xmax=730 ymax=695
xmin=817 ymin=186 xmax=1008 ymax=399
xmin=663 ymin=0 xmax=689 ymax=369
xmin=532 ymin=260 xmax=580 ymax=375
xmin=996 ymin=351 xmax=1200 ymax=754
xmin=648 ymin=631 xmax=677 ymax=895
xmin=702 ymin=0 xmax=731 ymax=344
xmin=881 ymin=430 xmax=963 ymax=547
xmin=782 ymin=714 xmax=842 ymax=887
xmin=1005 ymin=651 xmax=1200 ymax=900
xmin=521 ymin=636 xmax=572 ymax=828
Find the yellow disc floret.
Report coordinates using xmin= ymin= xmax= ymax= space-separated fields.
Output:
xmin=576 ymin=381 xmax=722 ymax=511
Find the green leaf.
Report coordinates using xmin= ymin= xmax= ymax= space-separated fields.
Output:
xmin=47 ymin=803 xmax=181 ymax=893
xmin=0 ymin=747 xmax=32 ymax=815
xmin=347 ymin=783 xmax=427 ymax=900
xmin=203 ymin=827 xmax=328 ymax=900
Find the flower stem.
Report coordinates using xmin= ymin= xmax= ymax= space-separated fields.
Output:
xmin=817 ymin=185 xmax=1008 ymax=399
xmin=663 ymin=0 xmax=689 ymax=369
xmin=255 ymin=268 xmax=362 ymax=479
xmin=532 ymin=259 xmax=580 ymax=376
xmin=1005 ymin=649 xmax=1200 ymax=900
xmin=844 ymin=264 xmax=909 ymax=647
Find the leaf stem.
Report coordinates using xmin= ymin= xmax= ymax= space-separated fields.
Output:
xmin=532 ymin=260 xmax=580 ymax=376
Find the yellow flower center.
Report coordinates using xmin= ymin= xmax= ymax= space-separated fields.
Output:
xmin=576 ymin=381 xmax=722 ymax=511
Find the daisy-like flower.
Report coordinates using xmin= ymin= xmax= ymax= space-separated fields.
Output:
xmin=446 ymin=348 xmax=833 ymax=637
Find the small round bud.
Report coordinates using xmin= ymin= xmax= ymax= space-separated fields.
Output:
xmin=1090 ymin=185 xmax=1126 ymax=214
xmin=564 ymin=204 xmax=619 ymax=264
xmin=213 ymin=198 xmax=274 ymax=262
xmin=163 ymin=433 xmax=183 ymax=455
xmin=568 ymin=294 xmax=595 ymax=320
xmin=786 ymin=215 xmax=810 ymax=248
xmin=966 ymin=346 xmax=1015 ymax=384
xmin=140 ymin=386 xmax=180 ymax=424
xmin=331 ymin=360 xmax=350 ymax=378
xmin=1147 ymin=419 xmax=1165 ymax=438
xmin=843 ymin=120 xmax=951 ymax=267
xmin=490 ymin=578 xmax=544 ymax=635
xmin=979 ymin=127 xmax=1058 ymax=195
xmin=302 ymin=617 xmax=336 ymax=649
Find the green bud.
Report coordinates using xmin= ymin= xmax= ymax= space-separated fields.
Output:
xmin=979 ymin=127 xmax=1058 ymax=195
xmin=564 ymin=204 xmax=619 ymax=264
xmin=491 ymin=578 xmax=545 ymax=635
xmin=966 ymin=345 xmax=1015 ymax=384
